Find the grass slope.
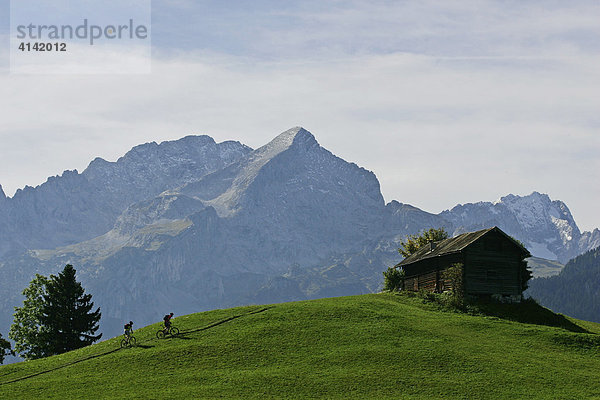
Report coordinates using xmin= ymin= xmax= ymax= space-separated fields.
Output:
xmin=1 ymin=294 xmax=600 ymax=399
xmin=526 ymin=256 xmax=564 ymax=278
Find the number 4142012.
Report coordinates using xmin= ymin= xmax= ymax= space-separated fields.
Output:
xmin=18 ymin=42 xmax=67 ymax=52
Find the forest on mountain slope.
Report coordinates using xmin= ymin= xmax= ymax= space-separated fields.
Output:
xmin=527 ymin=247 xmax=600 ymax=323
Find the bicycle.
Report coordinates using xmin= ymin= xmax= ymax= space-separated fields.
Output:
xmin=120 ymin=334 xmax=137 ymax=348
xmin=156 ymin=325 xmax=180 ymax=339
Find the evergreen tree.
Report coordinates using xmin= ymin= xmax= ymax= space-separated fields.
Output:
xmin=9 ymin=274 xmax=51 ymax=360
xmin=0 ymin=332 xmax=13 ymax=364
xmin=39 ymin=265 xmax=102 ymax=355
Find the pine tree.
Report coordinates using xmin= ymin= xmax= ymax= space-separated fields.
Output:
xmin=0 ymin=332 xmax=13 ymax=364
xmin=39 ymin=265 xmax=102 ymax=355
xmin=9 ymin=274 xmax=51 ymax=360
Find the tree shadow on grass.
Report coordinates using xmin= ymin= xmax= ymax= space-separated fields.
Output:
xmin=474 ymin=297 xmax=591 ymax=334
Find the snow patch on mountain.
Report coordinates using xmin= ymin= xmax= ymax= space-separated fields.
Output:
xmin=550 ymin=216 xmax=574 ymax=242
xmin=442 ymin=191 xmax=591 ymax=263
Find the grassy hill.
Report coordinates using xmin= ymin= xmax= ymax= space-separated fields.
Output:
xmin=526 ymin=256 xmax=564 ymax=278
xmin=1 ymin=293 xmax=600 ymax=399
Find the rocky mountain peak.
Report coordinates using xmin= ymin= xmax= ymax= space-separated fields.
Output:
xmin=497 ymin=191 xmax=549 ymax=204
xmin=82 ymin=135 xmax=251 ymax=190
xmin=496 ymin=191 xmax=579 ymax=239
xmin=277 ymin=125 xmax=314 ymax=140
xmin=0 ymin=134 xmax=251 ymax=257
xmin=0 ymin=184 xmax=5 ymax=200
xmin=289 ymin=126 xmax=319 ymax=147
xmin=441 ymin=191 xmax=588 ymax=262
xmin=198 ymin=127 xmax=322 ymax=212
xmin=110 ymin=135 xmax=218 ymax=164
xmin=252 ymin=126 xmax=317 ymax=159
xmin=84 ymin=135 xmax=239 ymax=178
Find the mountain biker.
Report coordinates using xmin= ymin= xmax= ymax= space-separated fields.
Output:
xmin=124 ymin=321 xmax=133 ymax=341
xmin=163 ymin=313 xmax=174 ymax=333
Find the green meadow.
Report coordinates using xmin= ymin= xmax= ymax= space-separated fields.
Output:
xmin=1 ymin=293 xmax=599 ymax=399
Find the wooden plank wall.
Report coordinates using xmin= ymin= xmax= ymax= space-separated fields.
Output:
xmin=419 ymin=271 xmax=437 ymax=292
xmin=404 ymin=271 xmax=451 ymax=293
xmin=464 ymin=256 xmax=520 ymax=295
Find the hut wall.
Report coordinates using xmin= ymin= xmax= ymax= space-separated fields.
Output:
xmin=463 ymin=232 xmax=523 ymax=296
xmin=402 ymin=253 xmax=463 ymax=292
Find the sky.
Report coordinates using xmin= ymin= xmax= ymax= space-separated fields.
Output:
xmin=0 ymin=1 xmax=599 ymax=231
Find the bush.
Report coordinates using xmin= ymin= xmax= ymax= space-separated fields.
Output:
xmin=443 ymin=263 xmax=464 ymax=307
xmin=383 ymin=267 xmax=405 ymax=292
xmin=417 ymin=289 xmax=438 ymax=303
xmin=0 ymin=333 xmax=14 ymax=364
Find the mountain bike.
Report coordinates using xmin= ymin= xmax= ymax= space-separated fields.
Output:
xmin=156 ymin=325 xmax=180 ymax=339
xmin=120 ymin=335 xmax=137 ymax=348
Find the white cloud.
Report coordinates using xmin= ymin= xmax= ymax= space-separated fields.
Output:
xmin=0 ymin=1 xmax=599 ymax=231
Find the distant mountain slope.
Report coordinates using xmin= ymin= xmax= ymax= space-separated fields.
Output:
xmin=0 ymin=136 xmax=251 ymax=257
xmin=527 ymin=246 xmax=600 ymax=323
xmin=2 ymin=294 xmax=600 ymax=399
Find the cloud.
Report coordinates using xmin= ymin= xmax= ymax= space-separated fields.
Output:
xmin=149 ymin=0 xmax=600 ymax=58
xmin=0 ymin=1 xmax=598 ymax=231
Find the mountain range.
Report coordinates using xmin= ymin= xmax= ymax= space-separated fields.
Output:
xmin=1 ymin=127 xmax=598 ymax=338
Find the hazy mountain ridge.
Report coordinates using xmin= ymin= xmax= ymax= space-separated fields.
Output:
xmin=0 ymin=127 xmax=597 ymax=338
xmin=0 ymin=137 xmax=251 ymax=258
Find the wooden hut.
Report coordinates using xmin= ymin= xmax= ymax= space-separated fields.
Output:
xmin=395 ymin=226 xmax=530 ymax=302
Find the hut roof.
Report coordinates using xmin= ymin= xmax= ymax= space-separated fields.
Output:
xmin=396 ymin=226 xmax=530 ymax=267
